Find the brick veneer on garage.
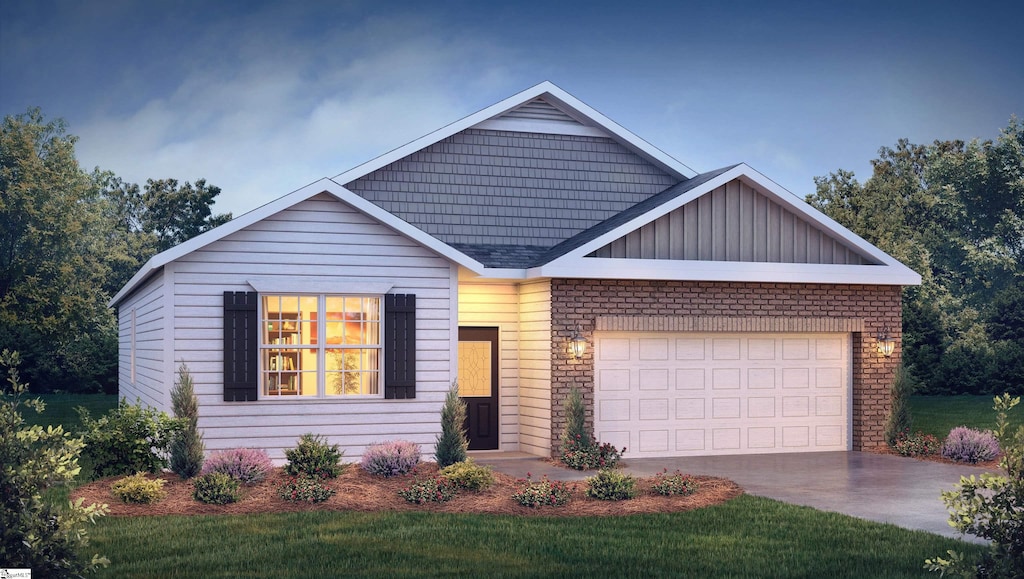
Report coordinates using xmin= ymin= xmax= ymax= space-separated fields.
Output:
xmin=549 ymin=279 xmax=902 ymax=457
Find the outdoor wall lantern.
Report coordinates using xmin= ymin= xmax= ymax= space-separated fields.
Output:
xmin=877 ymin=327 xmax=896 ymax=358
xmin=570 ymin=326 xmax=587 ymax=359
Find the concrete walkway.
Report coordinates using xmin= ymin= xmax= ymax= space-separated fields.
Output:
xmin=471 ymin=451 xmax=994 ymax=542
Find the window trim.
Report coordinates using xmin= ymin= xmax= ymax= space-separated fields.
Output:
xmin=258 ymin=293 xmax=384 ymax=400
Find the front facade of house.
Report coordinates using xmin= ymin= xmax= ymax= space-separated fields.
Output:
xmin=111 ymin=83 xmax=919 ymax=461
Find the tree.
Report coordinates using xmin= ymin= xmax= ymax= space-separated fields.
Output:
xmin=0 ymin=350 xmax=108 ymax=575
xmin=434 ymin=381 xmax=468 ymax=467
xmin=0 ymin=108 xmax=116 ymax=392
xmin=170 ymin=363 xmax=204 ymax=479
xmin=141 ymin=178 xmax=231 ymax=252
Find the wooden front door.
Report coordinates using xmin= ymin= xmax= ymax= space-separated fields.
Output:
xmin=457 ymin=327 xmax=499 ymax=450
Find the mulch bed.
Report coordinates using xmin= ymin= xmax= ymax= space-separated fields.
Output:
xmin=863 ymin=445 xmax=1001 ymax=469
xmin=72 ymin=464 xmax=743 ymax=518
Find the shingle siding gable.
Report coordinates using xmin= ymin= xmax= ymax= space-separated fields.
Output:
xmin=344 ymin=129 xmax=679 ymax=249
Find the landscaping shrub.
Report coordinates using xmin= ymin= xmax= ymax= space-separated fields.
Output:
xmin=585 ymin=469 xmax=639 ymax=501
xmin=201 ymin=448 xmax=274 ymax=484
xmin=559 ymin=386 xmax=625 ymax=470
xmin=77 ymin=398 xmax=181 ymax=477
xmin=562 ymin=386 xmax=592 ymax=449
xmin=885 ymin=364 xmax=914 ymax=446
xmin=926 ymin=394 xmax=1024 ymax=577
xmin=398 ymin=476 xmax=458 ymax=504
xmin=511 ymin=474 xmax=574 ymax=507
xmin=651 ymin=469 xmax=700 ymax=496
xmin=360 ymin=439 xmax=421 ymax=477
xmin=0 ymin=350 xmax=109 ymax=576
xmin=169 ymin=362 xmax=204 ymax=479
xmin=192 ymin=472 xmax=242 ymax=505
xmin=277 ymin=475 xmax=335 ymax=503
xmin=434 ymin=380 xmax=468 ymax=468
xmin=110 ymin=473 xmax=167 ymax=504
xmin=284 ymin=434 xmax=345 ymax=479
xmin=941 ymin=426 xmax=1000 ymax=464
xmin=892 ymin=429 xmax=941 ymax=457
xmin=439 ymin=459 xmax=494 ymax=491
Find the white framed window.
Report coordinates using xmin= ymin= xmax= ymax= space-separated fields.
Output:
xmin=260 ymin=294 xmax=382 ymax=398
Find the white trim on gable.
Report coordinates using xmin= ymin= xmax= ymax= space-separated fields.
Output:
xmin=332 ymin=81 xmax=696 ymax=186
xmin=537 ymin=164 xmax=922 ymax=286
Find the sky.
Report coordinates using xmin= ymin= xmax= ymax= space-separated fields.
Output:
xmin=2 ymin=0 xmax=1022 ymax=217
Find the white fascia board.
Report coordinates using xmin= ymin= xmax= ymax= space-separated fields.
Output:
xmin=333 ymin=81 xmax=695 ymax=185
xmin=530 ymin=258 xmax=922 ymax=286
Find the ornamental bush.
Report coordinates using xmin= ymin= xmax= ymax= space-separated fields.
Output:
xmin=439 ymin=459 xmax=494 ymax=491
xmin=77 ymin=398 xmax=182 ymax=477
xmin=585 ymin=468 xmax=639 ymax=501
xmin=434 ymin=380 xmax=469 ymax=468
xmin=511 ymin=474 xmax=574 ymax=508
xmin=885 ymin=364 xmax=914 ymax=446
xmin=651 ymin=469 xmax=700 ymax=496
xmin=398 ymin=476 xmax=459 ymax=504
xmin=110 ymin=473 xmax=167 ymax=504
xmin=277 ymin=475 xmax=336 ymax=503
xmin=360 ymin=440 xmax=421 ymax=477
xmin=202 ymin=448 xmax=274 ymax=484
xmin=192 ymin=472 xmax=241 ymax=505
xmin=941 ymin=426 xmax=1000 ymax=464
xmin=561 ymin=438 xmax=625 ymax=470
xmin=892 ymin=429 xmax=941 ymax=457
xmin=169 ymin=363 xmax=204 ymax=479
xmin=284 ymin=434 xmax=345 ymax=479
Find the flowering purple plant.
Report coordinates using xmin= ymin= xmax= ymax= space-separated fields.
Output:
xmin=360 ymin=440 xmax=421 ymax=477
xmin=201 ymin=448 xmax=274 ymax=484
xmin=941 ymin=426 xmax=1000 ymax=463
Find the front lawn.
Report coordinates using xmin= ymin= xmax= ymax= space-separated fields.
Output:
xmin=88 ymin=496 xmax=981 ymax=578
xmin=909 ymin=395 xmax=1006 ymax=439
xmin=22 ymin=392 xmax=118 ymax=430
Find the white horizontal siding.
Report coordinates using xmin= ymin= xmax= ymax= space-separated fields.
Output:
xmin=115 ymin=272 xmax=167 ymax=411
xmin=518 ymin=279 xmax=551 ymax=457
xmin=171 ymin=193 xmax=456 ymax=461
xmin=458 ymin=281 xmax=521 ymax=451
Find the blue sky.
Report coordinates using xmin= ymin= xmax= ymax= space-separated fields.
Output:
xmin=2 ymin=0 xmax=1021 ymax=216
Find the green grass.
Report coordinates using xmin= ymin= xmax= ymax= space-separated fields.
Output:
xmin=85 ymin=497 xmax=982 ymax=578
xmin=22 ymin=392 xmax=118 ymax=431
xmin=909 ymin=395 xmax=1009 ymax=438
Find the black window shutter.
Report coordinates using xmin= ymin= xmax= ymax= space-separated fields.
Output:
xmin=224 ymin=291 xmax=258 ymax=402
xmin=384 ymin=293 xmax=416 ymax=399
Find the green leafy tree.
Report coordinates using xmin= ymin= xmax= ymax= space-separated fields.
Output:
xmin=0 ymin=108 xmax=117 ymax=393
xmin=434 ymin=380 xmax=469 ymax=467
xmin=926 ymin=394 xmax=1024 ymax=577
xmin=0 ymin=350 xmax=109 ymax=575
xmin=141 ymin=178 xmax=231 ymax=252
xmin=169 ymin=362 xmax=204 ymax=479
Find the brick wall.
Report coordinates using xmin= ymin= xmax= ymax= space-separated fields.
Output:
xmin=549 ymin=279 xmax=902 ymax=456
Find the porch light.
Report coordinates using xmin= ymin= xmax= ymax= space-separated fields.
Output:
xmin=877 ymin=328 xmax=896 ymax=358
xmin=570 ymin=326 xmax=587 ymax=359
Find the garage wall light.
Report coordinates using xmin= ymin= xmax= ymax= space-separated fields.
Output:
xmin=877 ymin=327 xmax=896 ymax=358
xmin=570 ymin=326 xmax=587 ymax=360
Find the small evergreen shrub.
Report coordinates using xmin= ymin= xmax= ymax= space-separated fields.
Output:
xmin=941 ymin=426 xmax=1000 ymax=463
xmin=398 ymin=476 xmax=458 ymax=504
xmin=360 ymin=440 xmax=421 ymax=477
xmin=511 ymin=474 xmax=574 ymax=507
xmin=277 ymin=475 xmax=336 ymax=503
xmin=884 ymin=364 xmax=914 ymax=446
xmin=169 ymin=363 xmax=204 ymax=479
xmin=585 ymin=469 xmax=638 ymax=501
xmin=77 ymin=399 xmax=182 ymax=477
xmin=439 ymin=459 xmax=494 ymax=491
xmin=110 ymin=473 xmax=167 ymax=504
xmin=201 ymin=448 xmax=274 ymax=484
xmin=284 ymin=434 xmax=345 ymax=479
xmin=651 ymin=469 xmax=700 ymax=496
xmin=561 ymin=386 xmax=592 ymax=450
xmin=892 ymin=429 xmax=942 ymax=457
xmin=434 ymin=380 xmax=469 ymax=468
xmin=192 ymin=472 xmax=241 ymax=505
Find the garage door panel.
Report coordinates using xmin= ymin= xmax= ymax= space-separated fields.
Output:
xmin=594 ymin=332 xmax=850 ymax=458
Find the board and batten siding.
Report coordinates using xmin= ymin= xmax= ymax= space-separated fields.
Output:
xmin=170 ymin=193 xmax=456 ymax=461
xmin=518 ymin=279 xmax=552 ymax=456
xmin=116 ymin=272 xmax=168 ymax=412
xmin=589 ymin=178 xmax=876 ymax=265
xmin=458 ymin=282 xmax=521 ymax=451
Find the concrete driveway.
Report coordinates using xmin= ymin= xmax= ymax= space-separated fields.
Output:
xmin=472 ymin=451 xmax=994 ymax=542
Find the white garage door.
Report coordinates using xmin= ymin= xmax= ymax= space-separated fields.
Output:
xmin=593 ymin=332 xmax=850 ymax=457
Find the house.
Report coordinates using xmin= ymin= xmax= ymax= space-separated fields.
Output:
xmin=109 ymin=82 xmax=920 ymax=461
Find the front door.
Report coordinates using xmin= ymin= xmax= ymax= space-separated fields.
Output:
xmin=457 ymin=327 xmax=499 ymax=450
